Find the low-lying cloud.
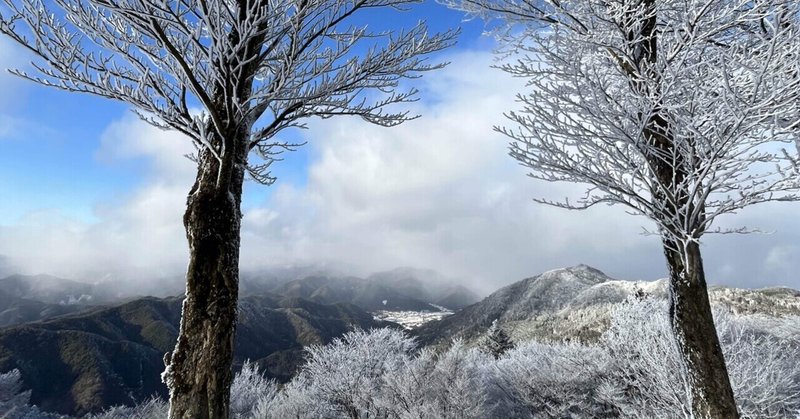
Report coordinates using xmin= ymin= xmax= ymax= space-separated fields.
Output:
xmin=1 ymin=50 xmax=798 ymax=293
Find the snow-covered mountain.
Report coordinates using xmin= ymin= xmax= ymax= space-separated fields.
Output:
xmin=414 ymin=265 xmax=800 ymax=345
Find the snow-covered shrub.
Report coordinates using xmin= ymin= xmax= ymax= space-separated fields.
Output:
xmin=261 ymin=328 xmax=492 ymax=419
xmin=268 ymin=328 xmax=416 ymax=418
xmin=230 ymin=361 xmax=277 ymax=419
xmin=379 ymin=341 xmax=491 ymax=419
xmin=715 ymin=311 xmax=800 ymax=419
xmin=602 ymin=297 xmax=800 ymax=418
xmin=375 ymin=347 xmax=435 ymax=418
xmin=84 ymin=398 xmax=168 ymax=419
xmin=601 ymin=298 xmax=691 ymax=418
xmin=495 ymin=340 xmax=616 ymax=418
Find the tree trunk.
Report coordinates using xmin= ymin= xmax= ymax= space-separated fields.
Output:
xmin=163 ymin=142 xmax=247 ymax=419
xmin=662 ymin=239 xmax=738 ymax=418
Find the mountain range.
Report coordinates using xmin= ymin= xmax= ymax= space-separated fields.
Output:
xmin=1 ymin=265 xmax=798 ymax=416
xmin=268 ymin=268 xmax=479 ymax=312
xmin=413 ymin=265 xmax=800 ymax=346
xmin=0 ymin=267 xmax=479 ymax=321
xmin=0 ymin=293 xmax=390 ymax=416
xmin=0 ymin=268 xmax=476 ymax=416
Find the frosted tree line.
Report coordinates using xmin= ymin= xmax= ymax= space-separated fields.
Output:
xmin=3 ymin=298 xmax=798 ymax=419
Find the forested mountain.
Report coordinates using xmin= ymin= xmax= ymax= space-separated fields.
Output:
xmin=0 ymin=268 xmax=477 ymax=330
xmin=367 ymin=267 xmax=480 ymax=309
xmin=0 ymin=294 xmax=389 ymax=416
xmin=240 ymin=268 xmax=479 ymax=311
xmin=0 ymin=274 xmax=113 ymax=305
xmin=0 ymin=289 xmax=89 ymax=327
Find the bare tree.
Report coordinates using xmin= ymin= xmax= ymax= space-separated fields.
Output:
xmin=0 ymin=1 xmax=456 ymax=417
xmin=439 ymin=0 xmax=800 ymax=417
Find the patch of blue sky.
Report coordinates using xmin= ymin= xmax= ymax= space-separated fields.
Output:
xmin=0 ymin=2 xmax=491 ymax=222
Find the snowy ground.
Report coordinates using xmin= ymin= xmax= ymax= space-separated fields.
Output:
xmin=373 ymin=309 xmax=453 ymax=329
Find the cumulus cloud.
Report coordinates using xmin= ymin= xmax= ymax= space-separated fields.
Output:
xmin=237 ymin=51 xmax=664 ymax=292
xmin=0 ymin=116 xmax=195 ymax=280
xmin=1 ymin=50 xmax=799 ymax=292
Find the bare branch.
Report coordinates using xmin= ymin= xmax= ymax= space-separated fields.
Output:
xmin=447 ymin=0 xmax=800 ymax=248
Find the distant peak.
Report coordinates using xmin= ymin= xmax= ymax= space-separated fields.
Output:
xmin=569 ymin=264 xmax=607 ymax=276
xmin=540 ymin=264 xmax=608 ymax=279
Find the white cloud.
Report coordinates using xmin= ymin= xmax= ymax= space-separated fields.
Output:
xmin=1 ymin=49 xmax=799 ymax=293
xmin=0 ymin=116 xmax=195 ymax=280
xmin=237 ymin=50 xmax=665 ymax=292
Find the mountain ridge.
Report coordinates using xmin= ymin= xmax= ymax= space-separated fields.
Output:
xmin=0 ymin=293 xmax=390 ymax=416
xmin=413 ymin=265 xmax=800 ymax=346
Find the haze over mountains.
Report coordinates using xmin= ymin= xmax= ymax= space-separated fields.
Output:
xmin=0 ymin=265 xmax=797 ymax=416
xmin=0 ymin=267 xmax=477 ymax=416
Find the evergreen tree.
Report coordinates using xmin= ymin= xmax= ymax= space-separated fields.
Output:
xmin=483 ymin=319 xmax=514 ymax=359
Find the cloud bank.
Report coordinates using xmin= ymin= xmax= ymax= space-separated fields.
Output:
xmin=1 ymin=50 xmax=798 ymax=293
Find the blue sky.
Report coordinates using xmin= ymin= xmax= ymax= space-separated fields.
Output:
xmin=0 ymin=3 xmax=487 ymax=223
xmin=2 ymin=2 xmax=800 ymax=292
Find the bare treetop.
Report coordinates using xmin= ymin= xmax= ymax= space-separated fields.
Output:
xmin=0 ymin=0 xmax=457 ymax=183
xmin=445 ymin=0 xmax=800 ymax=245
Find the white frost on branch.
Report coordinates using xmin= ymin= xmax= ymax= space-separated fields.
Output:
xmin=0 ymin=0 xmax=457 ymax=184
xmin=441 ymin=0 xmax=800 ymax=251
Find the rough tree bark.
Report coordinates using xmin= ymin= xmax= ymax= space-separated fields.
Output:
xmin=663 ymin=240 xmax=738 ymax=418
xmin=634 ymin=0 xmax=738 ymax=414
xmin=162 ymin=8 xmax=263 ymax=415
xmin=645 ymin=111 xmax=739 ymax=418
xmin=163 ymin=131 xmax=249 ymax=419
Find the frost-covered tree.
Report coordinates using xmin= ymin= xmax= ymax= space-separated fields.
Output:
xmin=494 ymin=340 xmax=615 ymax=417
xmin=0 ymin=0 xmax=456 ymax=417
xmin=229 ymin=361 xmax=276 ymax=419
xmin=84 ymin=363 xmax=274 ymax=419
xmin=84 ymin=398 xmax=170 ymax=419
xmin=440 ymin=0 xmax=800 ymax=416
xmin=274 ymin=328 xmax=417 ymax=418
xmin=0 ymin=369 xmax=63 ymax=419
xmin=602 ymin=297 xmax=800 ymax=419
xmin=0 ymin=369 xmax=30 ymax=415
xmin=481 ymin=319 xmax=514 ymax=359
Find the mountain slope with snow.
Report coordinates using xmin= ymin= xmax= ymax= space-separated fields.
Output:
xmin=414 ymin=265 xmax=800 ymax=345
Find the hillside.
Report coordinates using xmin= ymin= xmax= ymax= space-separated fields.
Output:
xmin=0 ymin=294 xmax=388 ymax=416
xmin=367 ymin=267 xmax=480 ymax=309
xmin=0 ymin=268 xmax=479 ymax=329
xmin=270 ymin=271 xmax=478 ymax=312
xmin=414 ymin=265 xmax=800 ymax=345
xmin=0 ymin=289 xmax=90 ymax=327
